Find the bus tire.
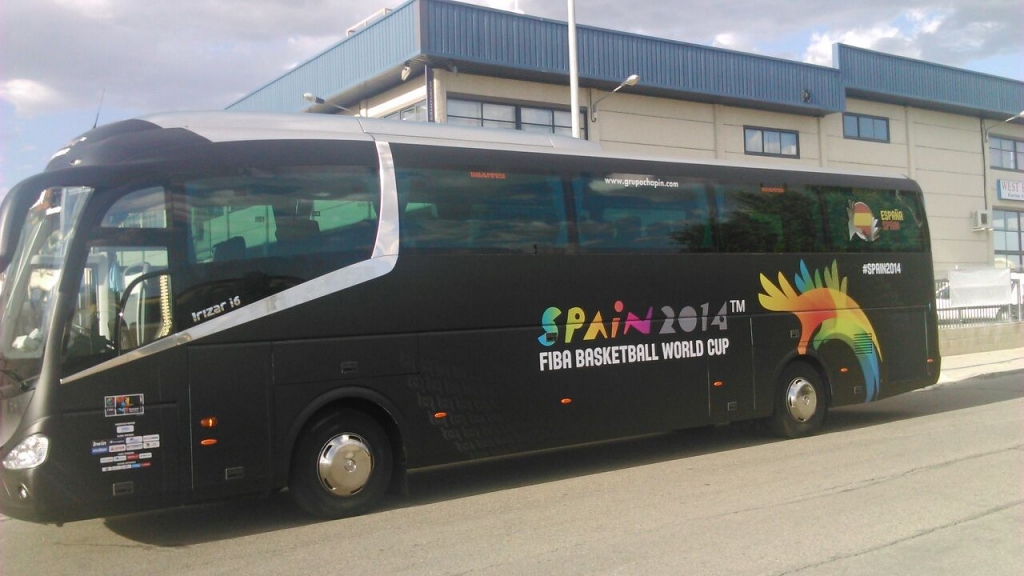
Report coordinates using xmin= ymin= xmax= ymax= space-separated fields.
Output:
xmin=768 ymin=361 xmax=826 ymax=439
xmin=290 ymin=409 xmax=392 ymax=519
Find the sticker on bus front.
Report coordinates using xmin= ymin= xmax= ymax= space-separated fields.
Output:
xmin=92 ymin=421 xmax=160 ymax=473
xmin=104 ymin=394 xmax=144 ymax=417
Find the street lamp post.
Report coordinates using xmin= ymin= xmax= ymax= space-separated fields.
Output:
xmin=302 ymin=93 xmax=355 ymax=114
xmin=568 ymin=0 xmax=580 ymax=139
xmin=590 ymin=74 xmax=640 ymax=122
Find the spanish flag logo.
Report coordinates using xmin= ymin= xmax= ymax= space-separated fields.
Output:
xmin=847 ymin=201 xmax=880 ymax=242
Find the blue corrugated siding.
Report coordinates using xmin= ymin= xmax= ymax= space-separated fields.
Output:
xmin=423 ymin=0 xmax=842 ymax=112
xmin=838 ymin=44 xmax=1024 ymax=116
xmin=227 ymin=1 xmax=420 ymax=112
xmin=579 ymin=28 xmax=841 ymax=110
xmin=424 ymin=1 xmax=568 ymax=73
xmin=227 ymin=0 xmax=1020 ymax=118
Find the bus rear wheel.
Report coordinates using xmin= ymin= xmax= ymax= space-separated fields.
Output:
xmin=290 ymin=409 xmax=392 ymax=519
xmin=768 ymin=361 xmax=826 ymax=439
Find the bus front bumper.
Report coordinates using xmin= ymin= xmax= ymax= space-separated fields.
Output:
xmin=0 ymin=465 xmax=63 ymax=524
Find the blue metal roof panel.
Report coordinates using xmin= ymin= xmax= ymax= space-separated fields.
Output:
xmin=421 ymin=0 xmax=842 ymax=114
xmin=227 ymin=1 xmax=1020 ymax=120
xmin=423 ymin=1 xmax=568 ymax=73
xmin=837 ymin=44 xmax=1024 ymax=118
xmin=227 ymin=1 xmax=421 ymax=112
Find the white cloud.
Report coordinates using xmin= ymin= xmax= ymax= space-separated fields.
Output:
xmin=52 ymin=0 xmax=114 ymax=19
xmin=0 ymin=79 xmax=66 ymax=117
xmin=906 ymin=9 xmax=946 ymax=35
xmin=284 ymin=35 xmax=345 ymax=71
xmin=804 ymin=23 xmax=912 ymax=66
xmin=799 ymin=3 xmax=1019 ymax=69
xmin=712 ymin=33 xmax=758 ymax=53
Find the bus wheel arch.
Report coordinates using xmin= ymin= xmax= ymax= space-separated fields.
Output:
xmin=767 ymin=359 xmax=829 ymax=439
xmin=288 ymin=397 xmax=405 ymax=519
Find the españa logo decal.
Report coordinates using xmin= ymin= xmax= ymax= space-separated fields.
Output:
xmin=848 ymin=201 xmax=881 ymax=242
xmin=758 ymin=260 xmax=882 ymax=402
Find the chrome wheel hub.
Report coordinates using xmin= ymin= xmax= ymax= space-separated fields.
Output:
xmin=785 ymin=377 xmax=817 ymax=423
xmin=317 ymin=433 xmax=373 ymax=496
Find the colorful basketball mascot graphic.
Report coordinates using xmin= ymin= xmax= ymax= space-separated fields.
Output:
xmin=758 ymin=260 xmax=882 ymax=401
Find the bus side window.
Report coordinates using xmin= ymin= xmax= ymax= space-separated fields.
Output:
xmin=101 ymin=187 xmax=168 ymax=229
xmin=178 ymin=166 xmax=380 ymax=329
xmin=398 ymin=169 xmax=568 ymax=253
xmin=573 ymin=175 xmax=711 ymax=252
xmin=400 ymin=203 xmax=440 ymax=248
xmin=63 ymin=246 xmax=170 ymax=372
xmin=818 ymin=186 xmax=926 ymax=253
xmin=714 ymin=184 xmax=825 ymax=253
xmin=63 ymin=186 xmax=172 ymax=374
xmin=213 ymin=236 xmax=247 ymax=261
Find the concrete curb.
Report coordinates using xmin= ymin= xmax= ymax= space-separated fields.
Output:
xmin=937 ymin=347 xmax=1024 ymax=384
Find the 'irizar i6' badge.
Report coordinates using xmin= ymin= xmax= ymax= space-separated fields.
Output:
xmin=758 ymin=260 xmax=882 ymax=402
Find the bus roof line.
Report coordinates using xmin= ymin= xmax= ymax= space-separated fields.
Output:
xmin=139 ymin=111 xmax=912 ymax=181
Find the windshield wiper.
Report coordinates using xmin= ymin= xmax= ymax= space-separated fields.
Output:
xmin=0 ymin=368 xmax=33 ymax=397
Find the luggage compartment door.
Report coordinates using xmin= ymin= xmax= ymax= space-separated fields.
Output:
xmin=187 ymin=344 xmax=272 ymax=500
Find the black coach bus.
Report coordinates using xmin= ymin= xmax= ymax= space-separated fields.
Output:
xmin=0 ymin=112 xmax=939 ymax=523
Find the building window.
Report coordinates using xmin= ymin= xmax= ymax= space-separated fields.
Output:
xmin=994 ymin=209 xmax=1023 ymax=270
xmin=382 ymin=101 xmax=428 ymax=122
xmin=843 ymin=113 xmax=889 ymax=143
xmin=744 ymin=127 xmax=799 ymax=158
xmin=447 ymin=99 xmax=587 ymax=139
xmin=991 ymin=137 xmax=1024 ymax=171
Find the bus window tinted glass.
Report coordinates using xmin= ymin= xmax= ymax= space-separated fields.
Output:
xmin=398 ymin=168 xmax=567 ymax=252
xmin=186 ymin=166 xmax=379 ymax=263
xmin=102 ymin=187 xmax=167 ymax=228
xmin=63 ymin=245 xmax=171 ymax=374
xmin=714 ymin=184 xmax=825 ymax=253
xmin=818 ymin=186 xmax=926 ymax=252
xmin=573 ymin=175 xmax=712 ymax=252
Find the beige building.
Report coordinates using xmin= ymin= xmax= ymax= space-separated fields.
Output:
xmin=230 ymin=0 xmax=1024 ymax=279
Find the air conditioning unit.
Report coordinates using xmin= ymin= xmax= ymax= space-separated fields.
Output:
xmin=971 ymin=209 xmax=993 ymax=231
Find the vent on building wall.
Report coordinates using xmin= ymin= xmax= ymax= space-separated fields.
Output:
xmin=971 ymin=210 xmax=993 ymax=231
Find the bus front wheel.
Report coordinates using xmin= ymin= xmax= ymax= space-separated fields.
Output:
xmin=768 ymin=361 xmax=826 ymax=439
xmin=290 ymin=409 xmax=393 ymax=519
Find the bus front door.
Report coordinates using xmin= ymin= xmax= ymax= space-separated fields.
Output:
xmin=57 ymin=348 xmax=186 ymax=522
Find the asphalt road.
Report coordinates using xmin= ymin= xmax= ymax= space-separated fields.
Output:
xmin=2 ymin=371 xmax=1022 ymax=576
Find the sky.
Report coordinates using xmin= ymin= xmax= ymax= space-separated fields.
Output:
xmin=1 ymin=0 xmax=1022 ymax=198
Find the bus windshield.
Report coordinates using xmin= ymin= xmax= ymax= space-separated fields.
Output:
xmin=0 ymin=187 xmax=91 ymax=389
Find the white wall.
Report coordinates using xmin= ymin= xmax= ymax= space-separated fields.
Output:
xmin=360 ymin=82 xmax=427 ymax=118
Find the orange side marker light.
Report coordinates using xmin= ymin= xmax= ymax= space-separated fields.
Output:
xmin=200 ymin=417 xmax=218 ymax=428
xmin=200 ymin=439 xmax=218 ymax=446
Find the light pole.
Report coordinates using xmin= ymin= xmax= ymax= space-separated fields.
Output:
xmin=302 ymin=93 xmax=356 ymax=114
xmin=590 ymin=74 xmax=640 ymax=122
xmin=568 ymin=0 xmax=580 ymax=138
xmin=984 ymin=110 xmax=1024 ymax=141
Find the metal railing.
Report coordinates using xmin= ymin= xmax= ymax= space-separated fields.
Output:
xmin=934 ymin=278 xmax=1022 ymax=327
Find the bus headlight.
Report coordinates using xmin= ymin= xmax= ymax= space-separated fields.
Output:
xmin=3 ymin=434 xmax=50 ymax=470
